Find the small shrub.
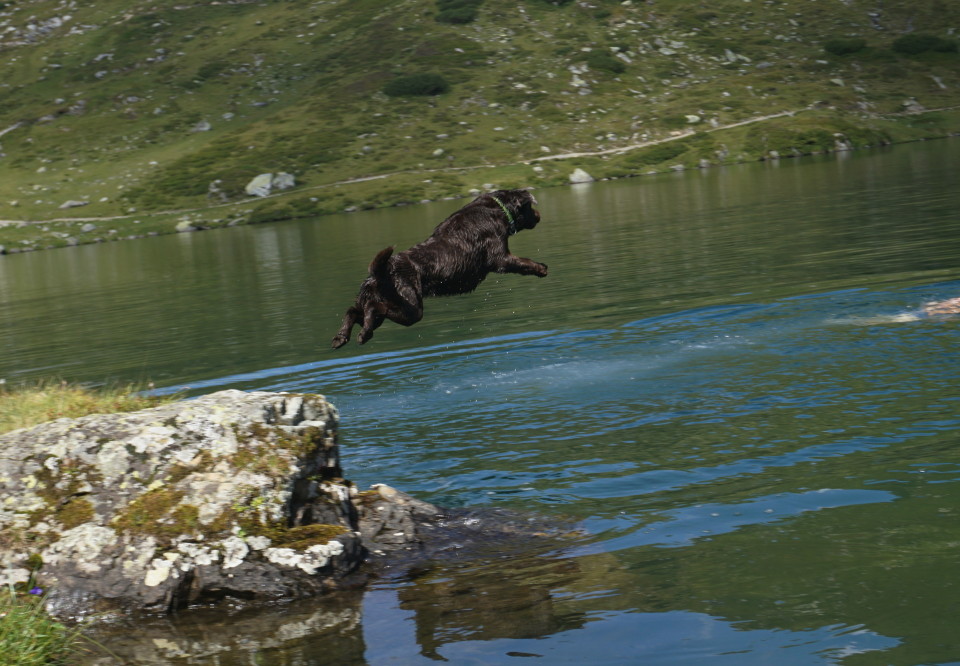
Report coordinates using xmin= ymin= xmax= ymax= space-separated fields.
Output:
xmin=437 ymin=7 xmax=477 ymax=23
xmin=383 ymin=73 xmax=450 ymax=97
xmin=195 ymin=61 xmax=230 ymax=80
xmin=436 ymin=0 xmax=483 ymax=24
xmin=248 ymin=203 xmax=298 ymax=225
xmin=891 ymin=34 xmax=958 ymax=55
xmin=743 ymin=124 xmax=838 ymax=156
xmin=823 ymin=37 xmax=867 ymax=56
xmin=585 ymin=51 xmax=626 ymax=74
xmin=625 ymin=141 xmax=690 ymax=166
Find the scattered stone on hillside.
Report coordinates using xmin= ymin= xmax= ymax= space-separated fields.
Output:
xmin=569 ymin=168 xmax=594 ymax=184
xmin=191 ymin=120 xmax=212 ymax=132
xmin=207 ymin=179 xmax=228 ymax=202
xmin=59 ymin=200 xmax=89 ymax=209
xmin=80 ymin=223 xmax=97 ymax=233
xmin=685 ymin=114 xmax=701 ymax=124
xmin=902 ymin=98 xmax=926 ymax=113
xmin=175 ymin=219 xmax=197 ymax=233
xmin=834 ymin=135 xmax=852 ymax=151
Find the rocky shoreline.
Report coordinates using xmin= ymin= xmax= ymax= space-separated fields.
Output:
xmin=0 ymin=390 xmax=488 ymax=620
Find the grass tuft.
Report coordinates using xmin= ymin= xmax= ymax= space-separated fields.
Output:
xmin=0 ymin=589 xmax=83 ymax=665
xmin=0 ymin=380 xmax=181 ymax=436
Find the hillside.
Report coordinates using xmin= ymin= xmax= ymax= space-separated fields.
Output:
xmin=1 ymin=0 xmax=959 ymax=251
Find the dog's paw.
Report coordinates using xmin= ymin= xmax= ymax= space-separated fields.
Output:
xmin=331 ymin=335 xmax=348 ymax=349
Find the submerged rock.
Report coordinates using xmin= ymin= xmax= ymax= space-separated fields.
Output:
xmin=0 ymin=390 xmax=441 ymax=619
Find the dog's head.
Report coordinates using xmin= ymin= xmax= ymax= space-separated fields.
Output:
xmin=489 ymin=189 xmax=541 ymax=233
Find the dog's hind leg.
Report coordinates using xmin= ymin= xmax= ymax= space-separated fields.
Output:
xmin=358 ymin=308 xmax=386 ymax=345
xmin=390 ymin=282 xmax=424 ymax=327
xmin=331 ymin=306 xmax=362 ymax=349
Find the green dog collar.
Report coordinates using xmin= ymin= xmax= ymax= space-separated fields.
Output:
xmin=490 ymin=195 xmax=517 ymax=235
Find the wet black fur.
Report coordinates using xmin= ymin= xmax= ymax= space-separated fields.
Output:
xmin=332 ymin=189 xmax=547 ymax=348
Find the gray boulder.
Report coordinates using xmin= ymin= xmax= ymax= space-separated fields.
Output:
xmin=272 ymin=172 xmax=296 ymax=192
xmin=244 ymin=173 xmax=274 ymax=197
xmin=569 ymin=168 xmax=594 ymax=184
xmin=58 ymin=200 xmax=89 ymax=210
xmin=0 ymin=390 xmax=438 ymax=619
xmin=244 ymin=172 xmax=296 ymax=197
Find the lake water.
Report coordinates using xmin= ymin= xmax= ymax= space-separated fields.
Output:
xmin=3 ymin=139 xmax=960 ymax=664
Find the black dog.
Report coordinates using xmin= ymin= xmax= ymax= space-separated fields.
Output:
xmin=332 ymin=189 xmax=547 ymax=348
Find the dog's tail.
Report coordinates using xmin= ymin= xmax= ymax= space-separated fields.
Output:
xmin=368 ymin=246 xmax=394 ymax=279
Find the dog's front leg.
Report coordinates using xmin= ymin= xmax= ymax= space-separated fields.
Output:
xmin=495 ymin=255 xmax=548 ymax=277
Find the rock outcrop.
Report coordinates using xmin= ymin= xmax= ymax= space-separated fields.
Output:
xmin=569 ymin=168 xmax=595 ymax=184
xmin=0 ymin=390 xmax=441 ymax=619
xmin=244 ymin=172 xmax=296 ymax=197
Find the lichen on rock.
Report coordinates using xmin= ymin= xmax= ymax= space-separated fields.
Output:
xmin=0 ymin=390 xmax=385 ymax=618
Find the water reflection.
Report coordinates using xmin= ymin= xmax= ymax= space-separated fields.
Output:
xmin=83 ymin=538 xmax=903 ymax=665
xmin=82 ymin=545 xmax=591 ymax=665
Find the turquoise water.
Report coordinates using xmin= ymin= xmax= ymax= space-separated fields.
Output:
xmin=4 ymin=139 xmax=960 ymax=664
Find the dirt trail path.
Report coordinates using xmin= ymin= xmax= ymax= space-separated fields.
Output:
xmin=0 ymin=107 xmax=881 ymax=227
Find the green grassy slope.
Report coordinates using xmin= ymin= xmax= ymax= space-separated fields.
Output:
xmin=1 ymin=0 xmax=958 ymax=250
